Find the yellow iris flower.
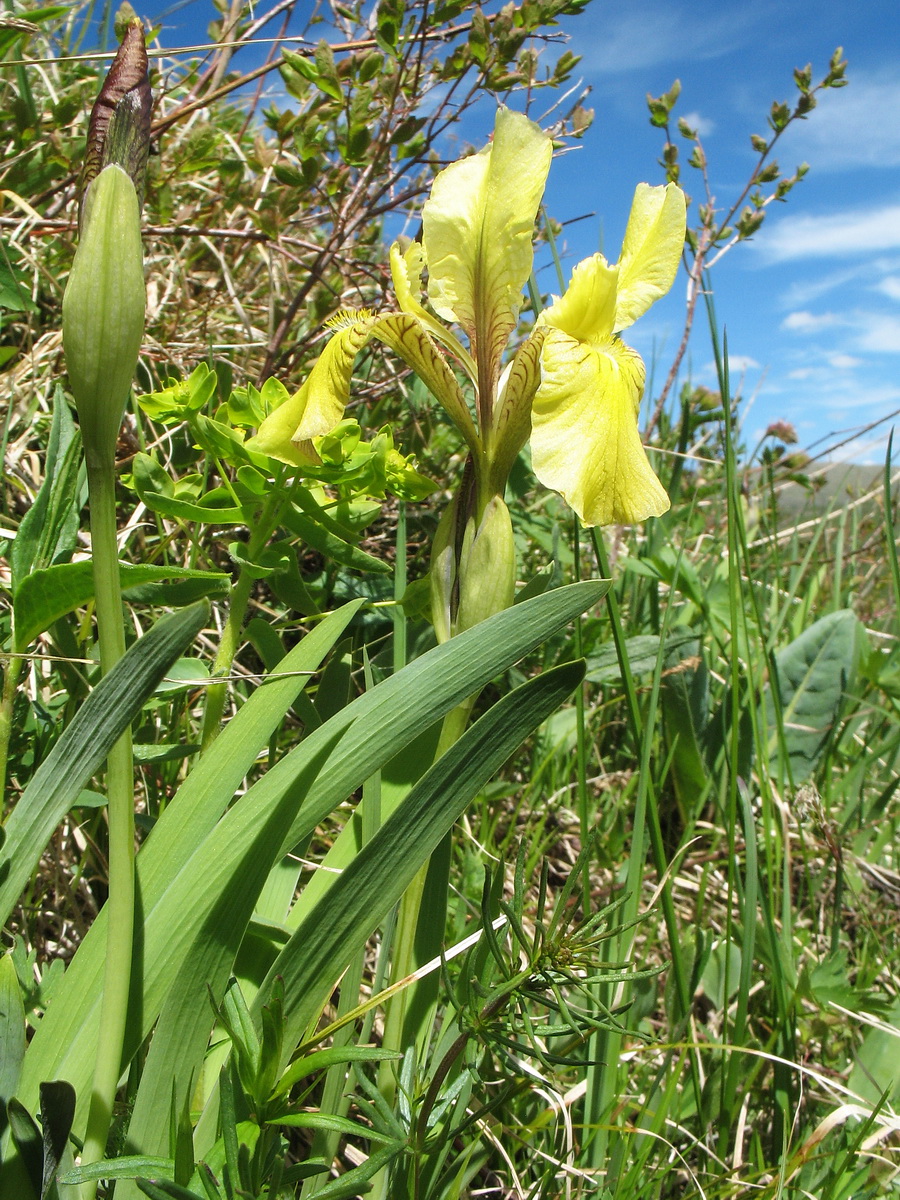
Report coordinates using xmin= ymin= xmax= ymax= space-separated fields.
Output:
xmin=251 ymin=108 xmax=686 ymax=528
xmin=532 ymin=181 xmax=686 ymax=525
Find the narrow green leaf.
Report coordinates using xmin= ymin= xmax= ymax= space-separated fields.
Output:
xmin=38 ymin=1080 xmax=75 ymax=1200
xmin=10 ymin=386 xmax=81 ymax=598
xmin=0 ymin=602 xmax=208 ymax=927
xmin=0 ymin=953 xmax=26 ymax=1141
xmin=6 ymin=1099 xmax=42 ymax=1197
xmin=259 ymin=660 xmax=585 ymax=1057
xmin=272 ymin=1045 xmax=400 ymax=1099
xmin=15 ymin=583 xmax=605 ymax=1163
xmin=60 ymin=1156 xmax=177 ymax=1184
xmin=281 ymin=506 xmax=390 ymax=574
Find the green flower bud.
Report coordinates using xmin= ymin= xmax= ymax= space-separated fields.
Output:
xmin=62 ymin=163 xmax=145 ymax=467
xmin=63 ymin=13 xmax=149 ymax=467
xmin=431 ymin=493 xmax=516 ymax=643
xmin=455 ymin=495 xmax=516 ymax=634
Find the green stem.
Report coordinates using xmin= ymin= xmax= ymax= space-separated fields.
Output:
xmin=200 ymin=566 xmax=255 ymax=750
xmin=199 ymin=488 xmax=283 ymax=751
xmin=81 ymin=460 xmax=135 ymax=1187
xmin=0 ymin=652 xmax=24 ymax=815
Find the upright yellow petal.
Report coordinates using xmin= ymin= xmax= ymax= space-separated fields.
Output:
xmin=390 ymin=240 xmax=431 ymax=324
xmin=539 ymin=254 xmax=618 ymax=348
xmin=614 ymin=182 xmax=686 ymax=331
xmin=531 ymin=328 xmax=670 ymax=526
xmin=422 ymin=107 xmax=551 ymax=388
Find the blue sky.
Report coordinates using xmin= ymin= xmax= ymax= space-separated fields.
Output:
xmin=138 ymin=1 xmax=900 ymax=464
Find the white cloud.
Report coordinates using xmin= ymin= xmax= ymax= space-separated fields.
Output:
xmin=876 ymin=276 xmax=900 ymax=301
xmin=728 ymin=354 xmax=760 ymax=371
xmin=781 ymin=73 xmax=900 ymax=173
xmin=829 ymin=353 xmax=862 ymax=369
xmin=782 ymin=310 xmax=841 ymax=332
xmin=680 ymin=109 xmax=715 ymax=137
xmin=762 ymin=202 xmax=900 ymax=263
xmin=856 ymin=314 xmax=900 ymax=354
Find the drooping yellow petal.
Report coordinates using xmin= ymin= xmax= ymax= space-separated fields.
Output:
xmin=614 ymin=182 xmax=686 ymax=331
xmin=539 ymin=254 xmax=618 ymax=348
xmin=249 ymin=308 xmax=480 ymax=465
xmin=422 ymin=106 xmax=551 ymax=389
xmin=247 ymin=376 xmax=317 ymax=466
xmin=372 ymin=313 xmax=479 ymax=452
xmin=531 ymin=327 xmax=670 ymax=526
xmin=249 ymin=313 xmax=379 ymax=464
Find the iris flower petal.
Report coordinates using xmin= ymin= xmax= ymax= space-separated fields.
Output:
xmin=251 ymin=310 xmax=479 ymax=465
xmin=614 ymin=182 xmax=686 ymax=331
xmin=539 ymin=254 xmax=618 ymax=347
xmin=531 ymin=328 xmax=670 ymax=526
xmin=422 ymin=106 xmax=551 ymax=390
xmin=390 ymin=240 xmax=478 ymax=385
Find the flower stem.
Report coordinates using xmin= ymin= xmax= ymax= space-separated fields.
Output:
xmin=0 ymin=653 xmax=24 ymax=816
xmin=199 ymin=488 xmax=283 ymax=751
xmin=81 ymin=460 xmax=135 ymax=1186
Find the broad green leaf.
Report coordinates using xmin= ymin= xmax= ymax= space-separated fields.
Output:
xmin=0 ymin=603 xmax=208 ymax=928
xmin=0 ymin=242 xmax=39 ymax=313
xmin=766 ymin=608 xmax=866 ymax=781
xmin=12 ymin=562 xmax=227 ymax=651
xmin=848 ymin=1001 xmax=900 ymax=1105
xmin=585 ymin=632 xmax=695 ymax=683
xmin=13 ymin=582 xmax=605 ymax=1168
xmin=11 ymin=601 xmax=366 ymax=1153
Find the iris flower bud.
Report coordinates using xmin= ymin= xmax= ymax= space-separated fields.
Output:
xmin=62 ymin=16 xmax=150 ymax=467
xmin=431 ymin=492 xmax=516 ymax=643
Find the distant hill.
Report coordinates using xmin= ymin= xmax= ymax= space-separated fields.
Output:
xmin=771 ymin=462 xmax=891 ymax=524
